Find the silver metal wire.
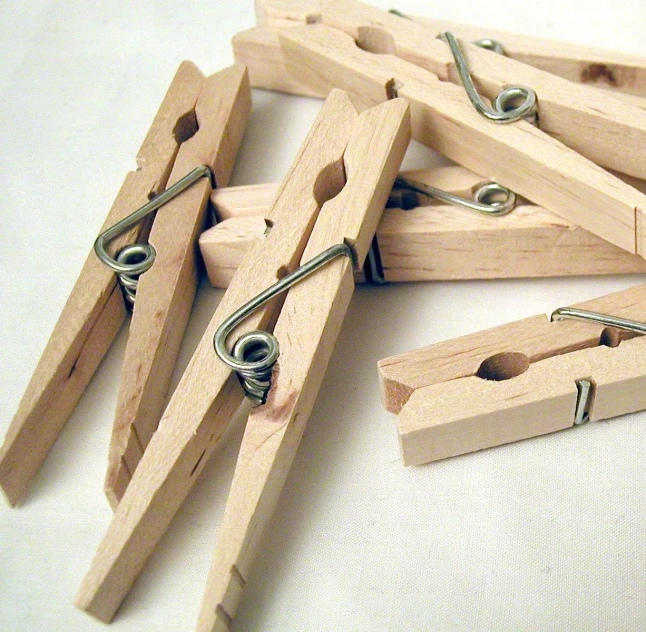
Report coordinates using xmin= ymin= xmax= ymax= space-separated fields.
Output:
xmin=574 ymin=379 xmax=593 ymax=425
xmin=550 ymin=307 xmax=646 ymax=335
xmin=394 ymin=175 xmax=516 ymax=215
xmin=214 ymin=243 xmax=355 ymax=405
xmin=94 ymin=164 xmax=214 ymax=306
xmin=442 ymin=31 xmax=537 ymax=124
xmin=473 ymin=38 xmax=506 ymax=55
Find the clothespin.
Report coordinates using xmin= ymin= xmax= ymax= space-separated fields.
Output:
xmin=199 ymin=165 xmax=646 ymax=287
xmin=0 ymin=62 xmax=250 ymax=507
xmin=378 ymin=283 xmax=646 ymax=466
xmin=255 ymin=0 xmax=646 ymax=101
xmin=75 ymin=90 xmax=410 ymax=630
xmin=237 ymin=9 xmax=646 ymax=262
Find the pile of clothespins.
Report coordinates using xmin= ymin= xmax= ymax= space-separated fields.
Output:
xmin=3 ymin=1 xmax=646 ymax=630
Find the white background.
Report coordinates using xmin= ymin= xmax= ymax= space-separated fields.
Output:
xmin=1 ymin=1 xmax=646 ymax=631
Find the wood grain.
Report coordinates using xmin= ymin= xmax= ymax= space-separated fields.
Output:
xmin=196 ymin=97 xmax=410 ymax=632
xmin=256 ymin=0 xmax=646 ymax=98
xmin=323 ymin=0 xmax=646 ymax=179
xmin=376 ymin=284 xmax=646 ymax=465
xmin=200 ymin=166 xmax=646 ymax=287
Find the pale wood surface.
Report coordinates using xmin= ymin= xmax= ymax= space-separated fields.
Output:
xmin=200 ymin=166 xmax=646 ymax=287
xmin=0 ymin=61 xmax=205 ymax=507
xmin=232 ymin=27 xmax=323 ymax=97
xmin=196 ymin=97 xmax=410 ymax=632
xmin=75 ymin=89 xmax=370 ymax=623
xmin=256 ymin=0 xmax=646 ymax=97
xmin=104 ymin=64 xmax=251 ymax=509
xmin=212 ymin=182 xmax=281 ymax=220
xmin=279 ymin=23 xmax=646 ymax=255
xmin=399 ymin=335 xmax=646 ymax=465
xmin=323 ymin=0 xmax=646 ymax=180
xmin=377 ymin=283 xmax=646 ymax=464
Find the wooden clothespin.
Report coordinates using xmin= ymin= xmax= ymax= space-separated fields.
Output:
xmin=238 ymin=8 xmax=646 ymax=262
xmin=255 ymin=0 xmax=646 ymax=101
xmin=75 ymin=89 xmax=410 ymax=630
xmin=378 ymin=283 xmax=646 ymax=466
xmin=0 ymin=62 xmax=250 ymax=507
xmin=199 ymin=165 xmax=646 ymax=287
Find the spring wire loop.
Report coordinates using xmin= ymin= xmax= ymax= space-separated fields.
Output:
xmin=394 ymin=176 xmax=516 ymax=215
xmin=94 ymin=165 xmax=214 ymax=306
xmin=442 ymin=31 xmax=538 ymax=124
xmin=213 ymin=243 xmax=355 ymax=405
xmin=387 ymin=11 xmax=537 ymax=124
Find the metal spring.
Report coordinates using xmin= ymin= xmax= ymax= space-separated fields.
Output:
xmin=394 ymin=175 xmax=516 ymax=215
xmin=94 ymin=165 xmax=214 ymax=307
xmin=442 ymin=31 xmax=537 ymax=124
xmin=388 ymin=10 xmax=537 ymax=123
xmin=214 ymin=243 xmax=355 ymax=405
xmin=473 ymin=38 xmax=506 ymax=55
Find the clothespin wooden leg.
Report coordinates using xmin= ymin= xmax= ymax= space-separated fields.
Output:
xmin=76 ymin=89 xmax=409 ymax=623
xmin=196 ymin=95 xmax=409 ymax=632
xmin=378 ymin=284 xmax=646 ymax=466
xmin=105 ymin=64 xmax=251 ymax=508
xmin=0 ymin=61 xmax=204 ymax=506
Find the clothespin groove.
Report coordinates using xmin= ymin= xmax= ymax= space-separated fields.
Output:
xmin=104 ymin=63 xmax=251 ymax=507
xmin=278 ymin=21 xmax=646 ymax=256
xmin=256 ymin=0 xmax=646 ymax=99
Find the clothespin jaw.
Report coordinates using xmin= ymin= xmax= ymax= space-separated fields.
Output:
xmin=0 ymin=61 xmax=238 ymax=507
xmin=394 ymin=10 xmax=646 ymax=99
xmin=378 ymin=284 xmax=646 ymax=466
xmin=322 ymin=0 xmax=646 ymax=180
xmin=75 ymin=89 xmax=410 ymax=627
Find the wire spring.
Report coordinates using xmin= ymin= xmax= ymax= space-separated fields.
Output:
xmin=214 ymin=243 xmax=355 ymax=405
xmin=387 ymin=11 xmax=536 ymax=124
xmin=442 ymin=31 xmax=538 ymax=124
xmin=94 ymin=165 xmax=214 ymax=307
xmin=394 ymin=175 xmax=516 ymax=215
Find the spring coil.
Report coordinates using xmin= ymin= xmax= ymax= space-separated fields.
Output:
xmin=94 ymin=165 xmax=214 ymax=306
xmin=442 ymin=31 xmax=538 ymax=124
xmin=394 ymin=176 xmax=516 ymax=216
xmin=113 ymin=244 xmax=155 ymax=306
xmin=214 ymin=243 xmax=354 ymax=405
